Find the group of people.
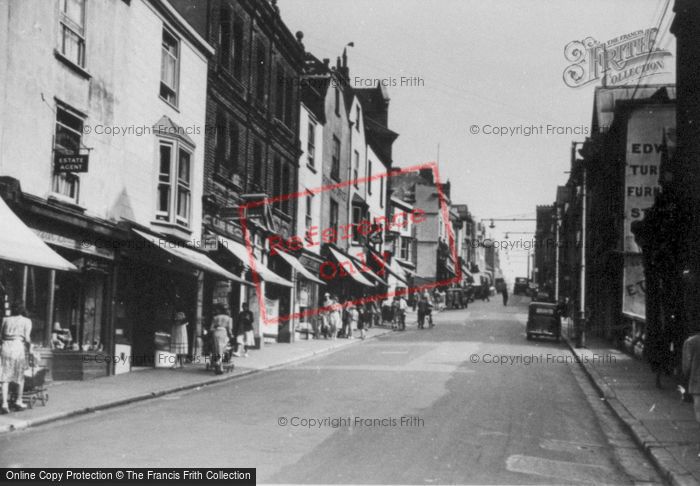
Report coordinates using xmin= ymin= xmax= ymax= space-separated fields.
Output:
xmin=318 ymin=293 xmax=374 ymax=340
xmin=167 ymin=303 xmax=256 ymax=375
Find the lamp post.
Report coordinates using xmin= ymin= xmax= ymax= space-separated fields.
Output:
xmin=571 ymin=141 xmax=587 ymax=348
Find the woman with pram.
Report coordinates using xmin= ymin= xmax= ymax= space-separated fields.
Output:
xmin=209 ymin=304 xmax=233 ymax=374
xmin=1 ymin=303 xmax=32 ymax=413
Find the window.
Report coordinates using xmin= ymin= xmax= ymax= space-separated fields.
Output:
xmin=160 ymin=29 xmax=179 ymax=106
xmin=380 ymin=177 xmax=384 ymax=208
xmin=273 ymin=156 xmax=282 ymax=209
xmin=331 ymin=136 xmax=340 ymax=181
xmin=400 ymin=236 xmax=410 ymax=260
xmin=275 ymin=66 xmax=285 ymax=119
xmin=282 ymin=163 xmax=291 ymax=214
xmin=307 ymin=121 xmax=316 ymax=167
xmin=156 ymin=141 xmax=192 ymax=227
xmin=215 ymin=109 xmax=226 ymax=167
xmin=352 ymin=205 xmax=363 ymax=243
xmin=176 ymin=148 xmax=191 ymax=224
xmin=330 ymin=199 xmax=339 ymax=235
xmin=356 ymin=105 xmax=360 ymax=132
xmin=253 ymin=141 xmax=263 ymax=185
xmin=334 ymin=87 xmax=340 ymax=116
xmin=367 ymin=159 xmax=373 ymax=194
xmin=284 ymin=75 xmax=294 ymax=127
xmin=353 ymin=150 xmax=359 ymax=187
xmin=233 ymin=19 xmax=243 ymax=78
xmin=226 ymin=122 xmax=238 ymax=174
xmin=256 ymin=40 xmax=266 ymax=102
xmin=52 ymin=105 xmax=84 ymax=202
xmin=218 ymin=6 xmax=231 ymax=69
xmin=305 ymin=193 xmax=313 ymax=230
xmin=59 ymin=0 xmax=86 ymax=68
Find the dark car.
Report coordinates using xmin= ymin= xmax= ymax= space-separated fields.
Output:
xmin=526 ymin=301 xmax=561 ymax=341
xmin=514 ymin=277 xmax=529 ymax=295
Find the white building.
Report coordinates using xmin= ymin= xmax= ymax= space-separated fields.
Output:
xmin=0 ymin=0 xmax=221 ymax=377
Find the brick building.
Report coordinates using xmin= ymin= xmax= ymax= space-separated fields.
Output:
xmin=172 ymin=0 xmax=305 ymax=342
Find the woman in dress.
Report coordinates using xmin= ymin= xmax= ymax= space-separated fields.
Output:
xmin=210 ymin=304 xmax=232 ymax=374
xmin=170 ymin=312 xmax=189 ymax=368
xmin=1 ymin=303 xmax=32 ymax=413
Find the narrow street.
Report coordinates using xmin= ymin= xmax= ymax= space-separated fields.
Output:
xmin=0 ymin=296 xmax=660 ymax=484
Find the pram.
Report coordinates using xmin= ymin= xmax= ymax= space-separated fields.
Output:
xmin=204 ymin=334 xmax=235 ymax=374
xmin=10 ymin=353 xmax=49 ymax=409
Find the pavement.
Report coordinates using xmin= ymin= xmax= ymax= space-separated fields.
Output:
xmin=561 ymin=319 xmax=700 ymax=486
xmin=0 ymin=325 xmax=393 ymax=436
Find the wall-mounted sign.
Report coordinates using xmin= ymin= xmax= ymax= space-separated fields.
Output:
xmin=54 ymin=153 xmax=89 ymax=173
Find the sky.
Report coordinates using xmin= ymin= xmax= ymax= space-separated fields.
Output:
xmin=278 ymin=0 xmax=676 ymax=281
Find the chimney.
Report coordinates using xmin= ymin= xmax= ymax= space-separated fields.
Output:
xmin=419 ymin=168 xmax=434 ymax=184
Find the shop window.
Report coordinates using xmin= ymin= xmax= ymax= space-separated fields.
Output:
xmin=156 ymin=140 xmax=192 ymax=227
xmin=59 ymin=0 xmax=86 ymax=68
xmin=331 ymin=136 xmax=340 ymax=181
xmin=52 ymin=104 xmax=84 ymax=203
xmin=160 ymin=28 xmax=179 ymax=107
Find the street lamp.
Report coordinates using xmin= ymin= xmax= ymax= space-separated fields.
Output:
xmin=480 ymin=218 xmax=536 ymax=230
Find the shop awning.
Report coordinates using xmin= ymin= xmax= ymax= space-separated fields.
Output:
xmin=461 ymin=264 xmax=474 ymax=283
xmin=0 ymin=197 xmax=76 ymax=271
xmin=395 ymin=258 xmax=417 ymax=276
xmin=445 ymin=258 xmax=457 ymax=277
xmin=328 ymin=247 xmax=374 ymax=287
xmin=133 ymin=229 xmax=249 ymax=285
xmin=275 ymin=250 xmax=325 ymax=285
xmin=370 ymin=252 xmax=408 ymax=286
xmin=217 ymin=236 xmax=293 ymax=287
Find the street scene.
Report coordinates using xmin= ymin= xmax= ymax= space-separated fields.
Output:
xmin=0 ymin=0 xmax=699 ymax=484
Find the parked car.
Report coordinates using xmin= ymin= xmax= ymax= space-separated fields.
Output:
xmin=514 ymin=277 xmax=530 ymax=295
xmin=526 ymin=301 xmax=561 ymax=341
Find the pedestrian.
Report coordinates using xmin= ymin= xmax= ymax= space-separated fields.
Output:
xmin=391 ymin=296 xmax=400 ymax=330
xmin=170 ymin=311 xmax=189 ymax=368
xmin=398 ymin=294 xmax=408 ymax=330
xmin=1 ymin=302 xmax=32 ymax=413
xmin=682 ymin=332 xmax=700 ymax=422
xmin=501 ymin=286 xmax=509 ymax=306
xmin=359 ymin=303 xmax=371 ymax=339
xmin=235 ymin=303 xmax=255 ymax=357
xmin=326 ymin=294 xmax=342 ymax=340
xmin=347 ymin=303 xmax=359 ymax=339
xmin=417 ymin=295 xmax=427 ymax=329
xmin=209 ymin=304 xmax=233 ymax=374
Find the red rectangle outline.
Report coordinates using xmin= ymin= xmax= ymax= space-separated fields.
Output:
xmin=238 ymin=161 xmax=462 ymax=326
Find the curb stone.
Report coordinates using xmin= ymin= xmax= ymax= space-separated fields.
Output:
xmin=0 ymin=328 xmax=392 ymax=435
xmin=562 ymin=333 xmax=695 ymax=486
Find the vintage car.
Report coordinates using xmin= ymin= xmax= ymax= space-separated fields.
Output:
xmin=526 ymin=301 xmax=561 ymax=341
xmin=514 ymin=277 xmax=530 ymax=295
